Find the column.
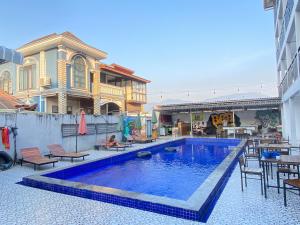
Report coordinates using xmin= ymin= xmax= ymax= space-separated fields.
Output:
xmin=293 ymin=96 xmax=300 ymax=144
xmin=39 ymin=51 xmax=46 ymax=112
xmin=93 ymin=69 xmax=101 ymax=115
xmin=57 ymin=45 xmax=67 ymax=114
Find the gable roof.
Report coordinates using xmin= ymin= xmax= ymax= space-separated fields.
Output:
xmin=18 ymin=31 xmax=107 ymax=60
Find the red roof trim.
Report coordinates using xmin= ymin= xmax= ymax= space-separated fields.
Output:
xmin=100 ymin=64 xmax=151 ymax=83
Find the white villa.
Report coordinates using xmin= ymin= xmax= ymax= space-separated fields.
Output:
xmin=264 ymin=0 xmax=300 ymax=145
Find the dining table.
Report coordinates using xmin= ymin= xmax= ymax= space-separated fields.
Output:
xmin=260 ymin=155 xmax=300 ymax=198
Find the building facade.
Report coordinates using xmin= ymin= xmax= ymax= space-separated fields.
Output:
xmin=100 ymin=64 xmax=149 ymax=115
xmin=0 ymin=32 xmax=150 ymax=115
xmin=264 ymin=0 xmax=300 ymax=144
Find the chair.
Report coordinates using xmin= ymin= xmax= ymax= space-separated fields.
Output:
xmin=283 ymin=179 xmax=300 ymax=206
xmin=260 ymin=139 xmax=274 ymax=145
xmin=20 ymin=147 xmax=58 ymax=170
xmin=238 ymin=155 xmax=264 ymax=195
xmin=276 ymin=163 xmax=299 ymax=193
xmin=244 ymin=139 xmax=260 ymax=166
xmin=236 ymin=128 xmax=247 ymax=139
xmin=47 ymin=144 xmax=89 ymax=162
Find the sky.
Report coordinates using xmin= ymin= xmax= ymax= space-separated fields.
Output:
xmin=0 ymin=0 xmax=277 ymax=103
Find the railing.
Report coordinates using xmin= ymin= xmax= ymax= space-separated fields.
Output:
xmin=274 ymin=0 xmax=280 ymax=24
xmin=277 ymin=0 xmax=294 ymax=60
xmin=99 ymin=83 xmax=124 ymax=98
xmin=284 ymin=0 xmax=294 ymax=30
xmin=126 ymin=92 xmax=147 ymax=103
xmin=278 ymin=26 xmax=285 ymax=58
xmin=279 ymin=52 xmax=299 ymax=96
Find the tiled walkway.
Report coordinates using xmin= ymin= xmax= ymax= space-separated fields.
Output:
xmin=0 ymin=139 xmax=300 ymax=225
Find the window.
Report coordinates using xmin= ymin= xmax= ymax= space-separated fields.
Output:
xmin=52 ymin=105 xmax=58 ymax=113
xmin=0 ymin=71 xmax=12 ymax=94
xmin=72 ymin=55 xmax=86 ymax=89
xmin=67 ymin=106 xmax=72 ymax=114
xmin=19 ymin=65 xmax=36 ymax=91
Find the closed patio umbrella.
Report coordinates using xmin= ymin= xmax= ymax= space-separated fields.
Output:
xmin=151 ymin=111 xmax=158 ymax=139
xmin=78 ymin=111 xmax=87 ymax=135
xmin=117 ymin=114 xmax=124 ymax=132
xmin=75 ymin=111 xmax=87 ymax=153
xmin=151 ymin=110 xmax=158 ymax=124
xmin=135 ymin=114 xmax=142 ymax=132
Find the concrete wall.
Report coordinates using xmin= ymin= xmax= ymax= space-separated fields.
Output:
xmin=0 ymin=112 xmax=120 ymax=159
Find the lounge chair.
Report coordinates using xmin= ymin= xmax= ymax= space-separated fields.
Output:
xmin=47 ymin=144 xmax=89 ymax=162
xmin=130 ymin=133 xmax=156 ymax=144
xmin=20 ymin=147 xmax=58 ymax=170
xmin=94 ymin=141 xmax=127 ymax=151
xmin=133 ymin=137 xmax=156 ymax=144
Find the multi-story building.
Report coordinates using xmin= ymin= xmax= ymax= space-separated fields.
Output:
xmin=264 ymin=0 xmax=300 ymax=144
xmin=0 ymin=32 xmax=150 ymax=115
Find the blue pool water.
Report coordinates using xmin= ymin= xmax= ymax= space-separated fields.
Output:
xmin=47 ymin=139 xmax=238 ymax=201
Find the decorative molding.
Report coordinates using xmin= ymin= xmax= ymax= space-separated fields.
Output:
xmin=18 ymin=35 xmax=107 ymax=60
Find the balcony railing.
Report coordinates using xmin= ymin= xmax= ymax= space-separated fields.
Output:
xmin=126 ymin=92 xmax=147 ymax=103
xmin=277 ymin=0 xmax=294 ymax=60
xmin=279 ymin=52 xmax=299 ymax=96
xmin=274 ymin=0 xmax=280 ymax=24
xmin=99 ymin=83 xmax=124 ymax=98
xmin=284 ymin=0 xmax=294 ymax=30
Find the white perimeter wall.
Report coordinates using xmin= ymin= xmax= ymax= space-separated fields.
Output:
xmin=0 ymin=112 xmax=121 ymax=159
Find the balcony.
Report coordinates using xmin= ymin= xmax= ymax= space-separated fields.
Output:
xmin=126 ymin=92 xmax=147 ymax=103
xmin=98 ymin=83 xmax=124 ymax=99
xmin=279 ymin=53 xmax=299 ymax=96
xmin=284 ymin=0 xmax=294 ymax=30
xmin=277 ymin=0 xmax=294 ymax=60
xmin=274 ymin=0 xmax=280 ymax=24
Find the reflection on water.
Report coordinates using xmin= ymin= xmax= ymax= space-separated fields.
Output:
xmin=64 ymin=140 xmax=235 ymax=200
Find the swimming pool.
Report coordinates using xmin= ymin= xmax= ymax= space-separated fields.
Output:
xmin=22 ymin=138 xmax=245 ymax=222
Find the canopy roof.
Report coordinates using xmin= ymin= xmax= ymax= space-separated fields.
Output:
xmin=155 ymin=97 xmax=281 ymax=113
xmin=0 ymin=46 xmax=23 ymax=65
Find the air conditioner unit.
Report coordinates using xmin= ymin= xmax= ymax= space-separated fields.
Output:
xmin=40 ymin=77 xmax=51 ymax=87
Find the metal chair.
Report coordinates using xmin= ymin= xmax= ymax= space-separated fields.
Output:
xmin=238 ymin=155 xmax=264 ymax=195
xmin=276 ymin=163 xmax=299 ymax=193
xmin=244 ymin=139 xmax=260 ymax=167
xmin=283 ymin=179 xmax=300 ymax=206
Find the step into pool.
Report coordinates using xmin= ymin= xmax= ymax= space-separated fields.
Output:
xmin=22 ymin=138 xmax=245 ymax=222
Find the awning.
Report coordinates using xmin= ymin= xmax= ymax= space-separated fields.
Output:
xmin=0 ymin=46 xmax=23 ymax=65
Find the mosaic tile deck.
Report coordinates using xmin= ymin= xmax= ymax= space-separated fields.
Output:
xmin=0 ymin=138 xmax=300 ymax=225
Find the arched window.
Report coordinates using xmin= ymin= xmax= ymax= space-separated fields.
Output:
xmin=72 ymin=55 xmax=86 ymax=89
xmin=0 ymin=71 xmax=12 ymax=94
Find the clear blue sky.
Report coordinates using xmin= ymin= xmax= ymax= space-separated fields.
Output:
xmin=0 ymin=0 xmax=276 ymax=102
